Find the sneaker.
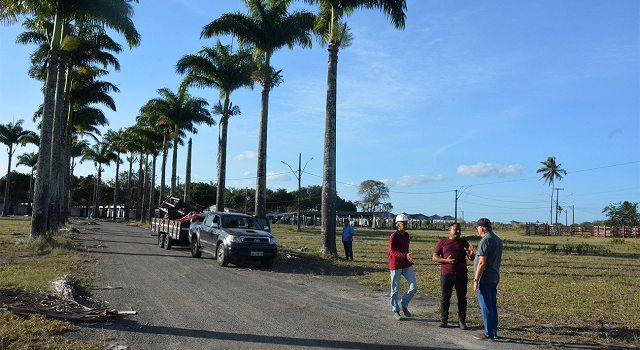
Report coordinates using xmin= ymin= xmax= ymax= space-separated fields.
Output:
xmin=393 ymin=311 xmax=402 ymax=321
xmin=473 ymin=333 xmax=494 ymax=340
xmin=402 ymin=307 xmax=411 ymax=317
xmin=439 ymin=320 xmax=448 ymax=328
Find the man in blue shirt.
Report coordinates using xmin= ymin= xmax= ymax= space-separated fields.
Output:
xmin=342 ymin=220 xmax=354 ymax=260
xmin=472 ymin=218 xmax=503 ymax=341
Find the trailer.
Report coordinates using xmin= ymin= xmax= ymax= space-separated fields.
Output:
xmin=150 ymin=197 xmax=199 ymax=250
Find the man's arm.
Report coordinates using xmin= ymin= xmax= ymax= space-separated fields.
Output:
xmin=473 ymin=255 xmax=487 ymax=293
xmin=432 ymin=252 xmax=455 ymax=264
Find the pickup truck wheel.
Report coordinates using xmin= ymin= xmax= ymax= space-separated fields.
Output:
xmin=216 ymin=244 xmax=229 ymax=267
xmin=165 ymin=235 xmax=173 ymax=250
xmin=158 ymin=234 xmax=165 ymax=248
xmin=190 ymin=238 xmax=202 ymax=258
xmin=261 ymin=258 xmax=274 ymax=268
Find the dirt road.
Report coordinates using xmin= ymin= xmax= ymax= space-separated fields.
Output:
xmin=70 ymin=221 xmax=536 ymax=350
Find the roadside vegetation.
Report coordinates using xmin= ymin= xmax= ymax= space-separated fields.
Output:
xmin=273 ymin=223 xmax=640 ymax=349
xmin=0 ymin=217 xmax=100 ymax=350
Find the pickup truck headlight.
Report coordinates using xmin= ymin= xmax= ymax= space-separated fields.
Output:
xmin=226 ymin=235 xmax=243 ymax=244
xmin=269 ymin=236 xmax=276 ymax=244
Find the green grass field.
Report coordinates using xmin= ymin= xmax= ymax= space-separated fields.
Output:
xmin=273 ymin=224 xmax=640 ymax=349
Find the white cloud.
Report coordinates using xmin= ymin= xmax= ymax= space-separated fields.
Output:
xmin=382 ymin=175 xmax=446 ymax=188
xmin=457 ymin=162 xmax=525 ymax=178
xmin=240 ymin=172 xmax=251 ymax=177
xmin=233 ymin=151 xmax=258 ymax=161
xmin=267 ymin=172 xmax=290 ymax=181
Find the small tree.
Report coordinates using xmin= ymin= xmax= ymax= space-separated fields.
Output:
xmin=602 ymin=201 xmax=640 ymax=227
xmin=356 ymin=180 xmax=391 ymax=212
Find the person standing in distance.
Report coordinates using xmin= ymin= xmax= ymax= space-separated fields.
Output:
xmin=342 ymin=219 xmax=354 ymax=260
xmin=472 ymin=218 xmax=503 ymax=340
xmin=388 ymin=213 xmax=417 ymax=321
xmin=432 ymin=222 xmax=475 ymax=329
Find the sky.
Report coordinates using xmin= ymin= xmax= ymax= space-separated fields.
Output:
xmin=1 ymin=0 xmax=639 ymax=225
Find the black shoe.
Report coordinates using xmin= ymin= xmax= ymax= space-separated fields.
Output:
xmin=402 ymin=307 xmax=411 ymax=317
xmin=459 ymin=320 xmax=468 ymax=330
xmin=439 ymin=321 xmax=448 ymax=328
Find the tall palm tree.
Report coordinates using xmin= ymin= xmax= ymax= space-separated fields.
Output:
xmin=81 ymin=141 xmax=117 ymax=219
xmin=68 ymin=139 xmax=89 ymax=213
xmin=201 ymin=0 xmax=315 ymax=217
xmin=176 ymin=41 xmax=256 ymax=211
xmin=537 ymin=156 xmax=567 ymax=225
xmin=104 ymin=128 xmax=129 ymax=220
xmin=140 ymin=88 xmax=214 ymax=198
xmin=0 ymin=120 xmax=36 ymax=216
xmin=304 ymin=0 xmax=406 ymax=255
xmin=16 ymin=152 xmax=39 ymax=214
xmin=1 ymin=0 xmax=139 ymax=239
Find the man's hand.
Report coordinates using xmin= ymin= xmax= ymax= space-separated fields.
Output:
xmin=406 ymin=252 xmax=415 ymax=264
xmin=465 ymin=244 xmax=475 ymax=259
xmin=444 ymin=254 xmax=456 ymax=264
xmin=473 ymin=280 xmax=478 ymax=293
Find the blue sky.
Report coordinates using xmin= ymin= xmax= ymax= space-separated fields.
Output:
xmin=1 ymin=0 xmax=638 ymax=225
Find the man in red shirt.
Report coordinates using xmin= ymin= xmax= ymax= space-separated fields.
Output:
xmin=432 ymin=222 xmax=475 ymax=329
xmin=388 ymin=214 xmax=416 ymax=321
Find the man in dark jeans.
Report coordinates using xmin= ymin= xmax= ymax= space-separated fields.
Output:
xmin=432 ymin=222 xmax=475 ymax=329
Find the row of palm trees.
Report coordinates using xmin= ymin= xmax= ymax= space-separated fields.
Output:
xmin=2 ymin=0 xmax=408 ymax=257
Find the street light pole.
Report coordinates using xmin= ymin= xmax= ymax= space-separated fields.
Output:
xmin=282 ymin=154 xmax=313 ymax=232
xmin=554 ymin=188 xmax=564 ymax=225
xmin=455 ymin=186 xmax=471 ymax=222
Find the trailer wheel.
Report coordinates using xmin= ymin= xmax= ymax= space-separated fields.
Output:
xmin=158 ymin=234 xmax=165 ymax=248
xmin=190 ymin=237 xmax=202 ymax=258
xmin=165 ymin=235 xmax=172 ymax=250
xmin=216 ymin=244 xmax=229 ymax=267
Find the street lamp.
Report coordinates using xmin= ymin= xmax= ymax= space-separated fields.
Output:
xmin=455 ymin=186 xmax=471 ymax=222
xmin=282 ymin=153 xmax=313 ymax=232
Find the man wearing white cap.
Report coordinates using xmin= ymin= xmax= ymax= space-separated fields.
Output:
xmin=388 ymin=213 xmax=416 ymax=321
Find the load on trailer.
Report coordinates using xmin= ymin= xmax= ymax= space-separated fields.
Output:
xmin=150 ymin=196 xmax=200 ymax=250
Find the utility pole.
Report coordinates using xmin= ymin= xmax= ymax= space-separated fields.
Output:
xmin=282 ymin=154 xmax=313 ymax=232
xmin=554 ymin=188 xmax=564 ymax=225
xmin=455 ymin=186 xmax=471 ymax=222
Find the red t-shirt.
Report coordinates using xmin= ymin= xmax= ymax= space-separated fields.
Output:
xmin=388 ymin=231 xmax=412 ymax=270
xmin=434 ymin=237 xmax=470 ymax=275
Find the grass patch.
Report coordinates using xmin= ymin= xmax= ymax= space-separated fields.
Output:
xmin=0 ymin=217 xmax=99 ymax=350
xmin=271 ymin=224 xmax=640 ymax=349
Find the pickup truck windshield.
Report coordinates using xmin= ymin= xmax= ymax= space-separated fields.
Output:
xmin=222 ymin=216 xmax=262 ymax=230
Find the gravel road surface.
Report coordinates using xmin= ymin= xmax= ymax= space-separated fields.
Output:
xmin=69 ymin=221 xmax=537 ymax=350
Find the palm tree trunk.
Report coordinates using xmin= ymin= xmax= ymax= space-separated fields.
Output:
xmin=321 ymin=42 xmax=339 ymax=256
xmin=141 ymin=154 xmax=149 ymax=223
xmin=30 ymin=46 xmax=60 ymax=239
xmin=184 ymin=138 xmax=192 ymax=204
xmin=136 ymin=153 xmax=143 ymax=221
xmin=216 ymin=116 xmax=229 ymax=212
xmin=113 ymin=152 xmax=120 ymax=220
xmin=49 ymin=55 xmax=68 ymax=230
xmin=171 ymin=128 xmax=179 ymax=197
xmin=2 ymin=147 xmax=13 ymax=217
xmin=160 ymin=134 xmax=168 ymax=202
xmin=125 ymin=157 xmax=133 ymax=221
xmin=29 ymin=169 xmax=34 ymax=215
xmin=254 ymin=83 xmax=270 ymax=217
xmin=61 ymin=119 xmax=72 ymax=223
xmin=149 ymin=154 xmax=157 ymax=220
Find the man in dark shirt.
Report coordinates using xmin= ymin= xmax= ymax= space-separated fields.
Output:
xmin=433 ymin=222 xmax=475 ymax=329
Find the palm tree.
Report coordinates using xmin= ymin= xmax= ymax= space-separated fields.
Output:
xmin=537 ymin=156 xmax=567 ymax=226
xmin=304 ymin=0 xmax=406 ymax=255
xmin=140 ymin=88 xmax=214 ymax=198
xmin=16 ymin=152 xmax=38 ymax=214
xmin=201 ymin=0 xmax=315 ymax=217
xmin=104 ymin=128 xmax=129 ymax=220
xmin=1 ymin=0 xmax=139 ymax=238
xmin=68 ymin=139 xmax=89 ymax=213
xmin=176 ymin=41 xmax=256 ymax=211
xmin=0 ymin=120 xmax=36 ymax=216
xmin=81 ymin=141 xmax=117 ymax=219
